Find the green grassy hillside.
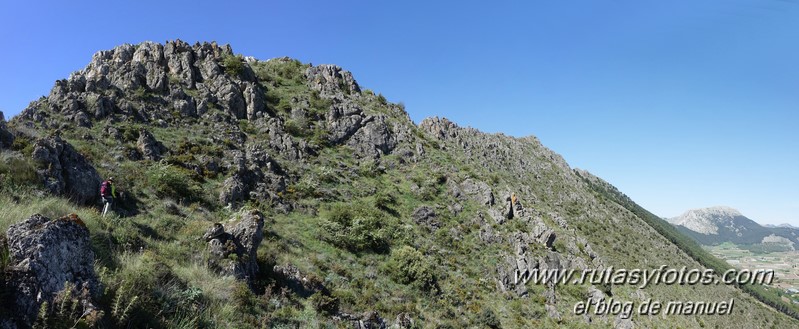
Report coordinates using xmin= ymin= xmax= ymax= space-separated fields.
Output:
xmin=0 ymin=41 xmax=796 ymax=328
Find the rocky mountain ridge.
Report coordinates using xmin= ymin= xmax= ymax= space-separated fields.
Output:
xmin=669 ymin=206 xmax=799 ymax=248
xmin=0 ymin=40 xmax=797 ymax=328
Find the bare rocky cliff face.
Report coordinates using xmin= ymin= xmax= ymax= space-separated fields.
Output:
xmin=31 ymin=135 xmax=103 ymax=205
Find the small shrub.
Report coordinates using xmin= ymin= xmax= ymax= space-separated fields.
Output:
xmin=231 ymin=282 xmax=256 ymax=311
xmin=309 ymin=91 xmax=332 ymax=115
xmin=284 ymin=119 xmax=307 ymax=137
xmin=357 ymin=160 xmax=382 ymax=178
xmin=309 ymin=128 xmax=330 ymax=148
xmin=476 ymin=308 xmax=502 ymax=329
xmin=133 ymin=86 xmax=149 ymax=100
xmin=373 ymin=190 xmax=397 ymax=211
xmin=320 ymin=202 xmax=395 ymax=252
xmin=10 ymin=136 xmax=35 ymax=156
xmin=309 ymin=292 xmax=339 ymax=315
xmin=145 ymin=163 xmax=201 ymax=202
xmin=385 ymin=246 xmax=437 ymax=291
xmin=222 ymin=54 xmax=244 ymax=77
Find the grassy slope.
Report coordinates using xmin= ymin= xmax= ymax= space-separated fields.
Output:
xmin=1 ymin=49 xmax=797 ymax=328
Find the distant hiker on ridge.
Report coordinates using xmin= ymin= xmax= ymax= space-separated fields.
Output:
xmin=100 ymin=177 xmax=116 ymax=217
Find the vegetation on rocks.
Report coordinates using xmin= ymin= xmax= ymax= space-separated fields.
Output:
xmin=0 ymin=40 xmax=797 ymax=328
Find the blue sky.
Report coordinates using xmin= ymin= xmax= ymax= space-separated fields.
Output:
xmin=1 ymin=0 xmax=797 ymax=225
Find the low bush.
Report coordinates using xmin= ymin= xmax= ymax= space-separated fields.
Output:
xmin=385 ymin=246 xmax=438 ymax=292
xmin=222 ymin=54 xmax=244 ymax=77
xmin=320 ymin=201 xmax=395 ymax=252
xmin=145 ymin=163 xmax=202 ymax=203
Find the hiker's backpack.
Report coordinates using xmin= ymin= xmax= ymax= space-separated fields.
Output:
xmin=100 ymin=181 xmax=111 ymax=197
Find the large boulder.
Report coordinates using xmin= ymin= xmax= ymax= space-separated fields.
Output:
xmin=136 ymin=128 xmax=166 ymax=161
xmin=31 ymin=136 xmax=102 ymax=205
xmin=4 ymin=214 xmax=101 ymax=328
xmin=325 ymin=102 xmax=398 ymax=159
xmin=203 ymin=210 xmax=265 ymax=288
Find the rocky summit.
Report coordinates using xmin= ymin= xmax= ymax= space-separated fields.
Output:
xmin=669 ymin=206 xmax=799 ymax=248
xmin=0 ymin=40 xmax=797 ymax=328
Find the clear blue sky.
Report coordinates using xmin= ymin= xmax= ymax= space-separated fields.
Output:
xmin=1 ymin=1 xmax=797 ymax=225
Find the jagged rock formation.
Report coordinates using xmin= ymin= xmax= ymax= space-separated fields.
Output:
xmin=669 ymin=206 xmax=798 ymax=246
xmin=17 ymin=41 xmax=268 ymax=131
xmin=136 ymin=128 xmax=166 ymax=161
xmin=306 ymin=65 xmax=361 ymax=96
xmin=31 ymin=135 xmax=102 ymax=205
xmin=3 ymin=214 xmax=101 ymax=328
xmin=3 ymin=41 xmax=797 ymax=328
xmin=218 ymin=145 xmax=288 ymax=210
xmin=203 ymin=210 xmax=265 ymax=287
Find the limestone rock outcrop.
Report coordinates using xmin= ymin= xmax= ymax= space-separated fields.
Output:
xmin=136 ymin=128 xmax=167 ymax=161
xmin=203 ymin=210 xmax=265 ymax=288
xmin=3 ymin=214 xmax=101 ymax=328
xmin=31 ymin=136 xmax=102 ymax=205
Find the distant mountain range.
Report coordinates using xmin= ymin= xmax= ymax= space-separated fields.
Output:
xmin=765 ymin=223 xmax=799 ymax=229
xmin=668 ymin=206 xmax=799 ymax=249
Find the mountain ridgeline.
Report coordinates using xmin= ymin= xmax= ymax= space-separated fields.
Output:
xmin=668 ymin=207 xmax=799 ymax=251
xmin=0 ymin=40 xmax=797 ymax=328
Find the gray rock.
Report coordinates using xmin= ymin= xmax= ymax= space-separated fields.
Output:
xmin=132 ymin=41 xmax=168 ymax=93
xmin=5 ymin=214 xmax=101 ymax=327
xmin=164 ymin=40 xmax=198 ymax=88
xmin=347 ymin=115 xmax=397 ymax=158
xmin=475 ymin=212 xmax=501 ymax=244
xmin=325 ymin=102 xmax=398 ymax=159
xmin=335 ymin=311 xmax=387 ymax=329
xmin=546 ymin=304 xmax=562 ymax=321
xmin=273 ymin=264 xmax=327 ymax=297
xmin=136 ymin=128 xmax=166 ymax=161
xmin=530 ymin=218 xmax=557 ymax=249
xmin=31 ymin=136 xmax=102 ymax=205
xmin=306 ymin=64 xmax=361 ymax=96
xmin=74 ymin=111 xmax=91 ymax=127
xmin=392 ymin=313 xmax=414 ymax=329
xmin=21 ymin=40 xmax=267 ymax=127
xmin=204 ymin=210 xmax=265 ymax=288
xmin=217 ymin=148 xmax=288 ymax=209
xmin=219 ymin=174 xmax=247 ymax=206
xmin=412 ymin=206 xmax=441 ymax=230
xmin=243 ymin=82 xmax=266 ymax=120
xmin=174 ymin=99 xmax=196 ymax=117
xmin=460 ymin=178 xmax=495 ymax=206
